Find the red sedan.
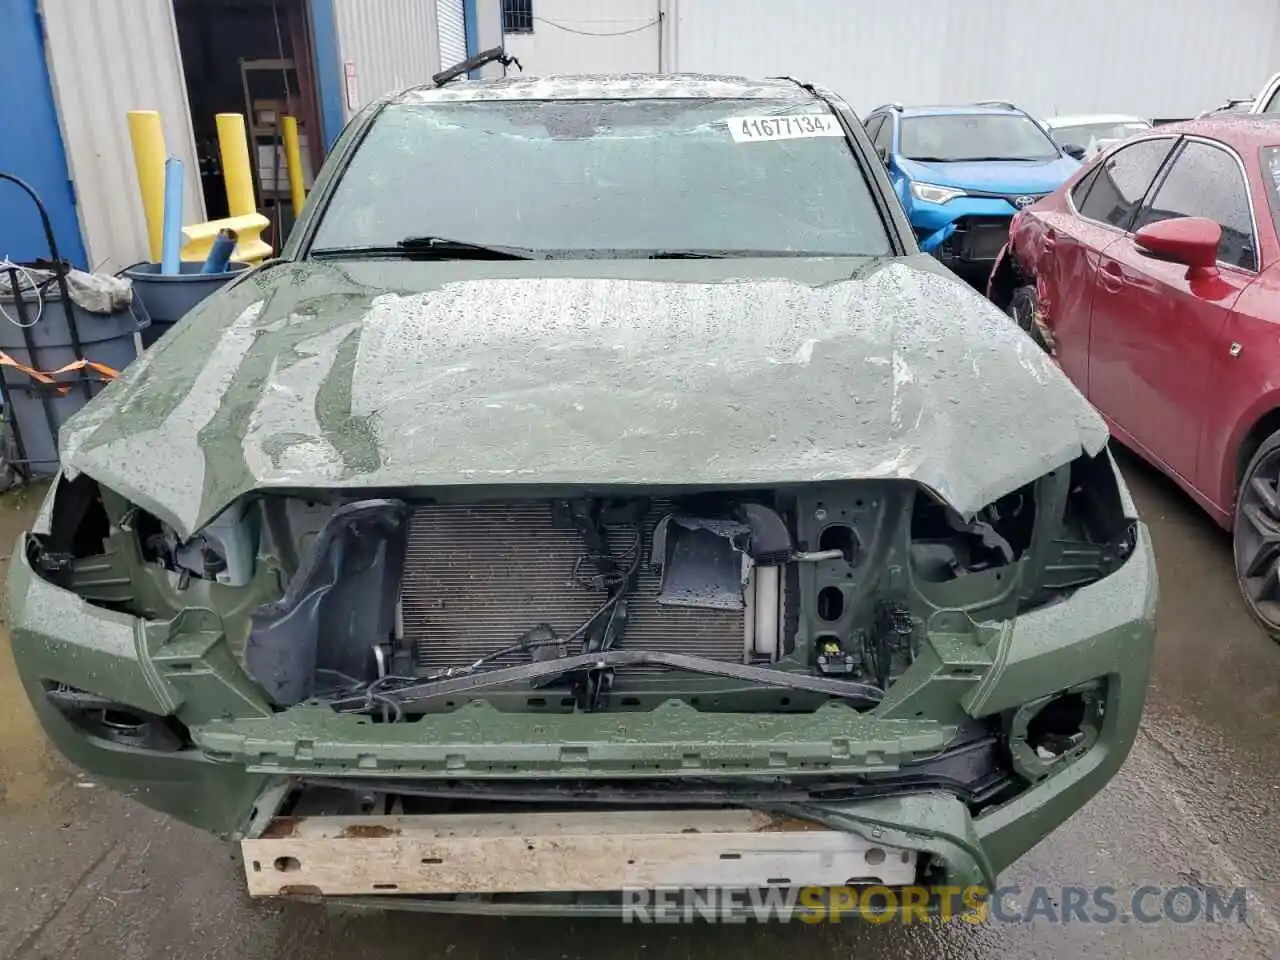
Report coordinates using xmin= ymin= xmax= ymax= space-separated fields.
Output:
xmin=988 ymin=115 xmax=1280 ymax=639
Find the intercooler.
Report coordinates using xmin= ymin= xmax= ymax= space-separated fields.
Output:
xmin=401 ymin=501 xmax=757 ymax=674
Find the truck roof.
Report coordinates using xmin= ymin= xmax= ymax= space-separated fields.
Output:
xmin=397 ymin=73 xmax=818 ymax=104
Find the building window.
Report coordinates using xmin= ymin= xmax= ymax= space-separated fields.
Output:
xmin=503 ymin=0 xmax=533 ymax=33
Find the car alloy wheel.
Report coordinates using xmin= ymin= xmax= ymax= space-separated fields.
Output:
xmin=1233 ymin=433 xmax=1280 ymax=641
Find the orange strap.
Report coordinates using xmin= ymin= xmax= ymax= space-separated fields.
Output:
xmin=0 ymin=352 xmax=120 ymax=395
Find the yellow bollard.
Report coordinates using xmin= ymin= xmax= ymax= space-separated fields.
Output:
xmin=127 ymin=110 xmax=167 ymax=262
xmin=282 ymin=116 xmax=307 ymax=214
xmin=215 ymin=113 xmax=257 ymax=218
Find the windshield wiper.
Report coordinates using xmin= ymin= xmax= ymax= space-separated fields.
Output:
xmin=646 ymin=250 xmax=726 ymax=259
xmin=645 ymin=249 xmax=857 ymax=259
xmin=327 ymin=649 xmax=885 ymax=712
xmin=953 ymin=155 xmax=1048 ymax=162
xmin=310 ymin=238 xmax=535 ymax=261
xmin=397 ymin=236 xmax=535 ymax=259
xmin=907 ymin=155 xmax=1049 ymax=163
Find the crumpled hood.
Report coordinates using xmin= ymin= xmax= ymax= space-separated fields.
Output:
xmin=60 ymin=256 xmax=1107 ymax=539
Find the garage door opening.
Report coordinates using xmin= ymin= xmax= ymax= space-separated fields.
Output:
xmin=173 ymin=0 xmax=324 ymax=247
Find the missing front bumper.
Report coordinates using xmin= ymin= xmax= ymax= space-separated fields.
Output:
xmin=8 ymin=491 xmax=1156 ymax=884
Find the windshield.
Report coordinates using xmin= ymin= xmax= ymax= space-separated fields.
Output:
xmin=899 ymin=114 xmax=1061 ymax=161
xmin=1049 ymin=122 xmax=1150 ymax=149
xmin=309 ymin=97 xmax=892 ymax=258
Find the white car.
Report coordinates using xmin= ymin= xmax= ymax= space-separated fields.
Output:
xmin=1039 ymin=114 xmax=1152 ymax=159
xmin=1250 ymin=72 xmax=1280 ymax=113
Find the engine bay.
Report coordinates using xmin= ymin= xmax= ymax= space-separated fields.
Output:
xmin=30 ymin=453 xmax=1136 ymax=720
xmin=236 ymin=479 xmax=1052 ymax=717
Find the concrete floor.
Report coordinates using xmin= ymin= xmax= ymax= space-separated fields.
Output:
xmin=0 ymin=450 xmax=1277 ymax=959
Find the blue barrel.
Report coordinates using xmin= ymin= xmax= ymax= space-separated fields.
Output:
xmin=125 ymin=261 xmax=248 ymax=348
xmin=0 ymin=283 xmax=147 ymax=475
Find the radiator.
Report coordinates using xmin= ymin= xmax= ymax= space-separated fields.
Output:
xmin=402 ymin=501 xmax=751 ymax=674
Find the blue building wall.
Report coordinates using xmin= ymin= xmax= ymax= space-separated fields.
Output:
xmin=308 ymin=0 xmax=346 ymax=153
xmin=464 ymin=0 xmax=479 ymax=69
xmin=0 ymin=0 xmax=88 ymax=268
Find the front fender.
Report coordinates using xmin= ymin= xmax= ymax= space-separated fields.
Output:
xmin=891 ymin=171 xmax=911 ymax=209
xmin=1213 ymin=387 xmax=1280 ymax=522
xmin=987 ymin=244 xmax=1016 ymax=305
xmin=919 ymin=223 xmax=958 ymax=253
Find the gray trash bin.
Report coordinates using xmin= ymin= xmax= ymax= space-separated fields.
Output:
xmin=125 ymin=261 xmax=248 ymax=348
xmin=0 ymin=280 xmax=147 ymax=475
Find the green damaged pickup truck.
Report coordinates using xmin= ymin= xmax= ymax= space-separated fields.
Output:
xmin=7 ymin=70 xmax=1155 ymax=916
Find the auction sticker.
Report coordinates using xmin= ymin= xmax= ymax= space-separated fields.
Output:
xmin=727 ymin=114 xmax=844 ymax=142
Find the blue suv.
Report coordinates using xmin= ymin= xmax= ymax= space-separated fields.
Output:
xmin=862 ymin=101 xmax=1082 ymax=277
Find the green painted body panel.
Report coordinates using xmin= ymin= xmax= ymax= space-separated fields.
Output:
xmin=7 ymin=504 xmax=1157 ymax=872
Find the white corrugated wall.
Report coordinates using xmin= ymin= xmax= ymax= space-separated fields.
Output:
xmin=668 ymin=0 xmax=1280 ymax=120
xmin=437 ymin=0 xmax=468 ymax=71
xmin=334 ymin=0 xmax=442 ymax=116
xmin=502 ymin=0 xmax=661 ymax=76
xmin=38 ymin=0 xmax=204 ymax=273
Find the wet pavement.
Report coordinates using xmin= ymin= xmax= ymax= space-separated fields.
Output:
xmin=0 ymin=450 xmax=1276 ymax=959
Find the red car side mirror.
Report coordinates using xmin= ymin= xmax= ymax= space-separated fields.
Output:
xmin=1133 ymin=217 xmax=1222 ymax=280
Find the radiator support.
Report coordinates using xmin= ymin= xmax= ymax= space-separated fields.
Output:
xmin=401 ymin=501 xmax=779 ymax=676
